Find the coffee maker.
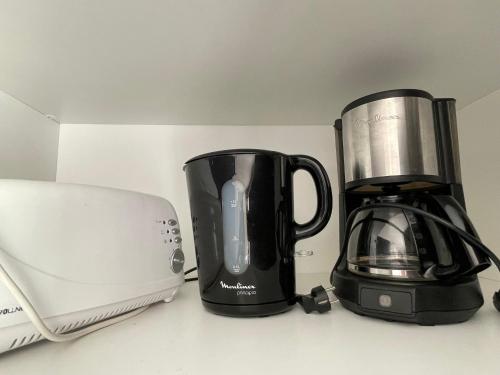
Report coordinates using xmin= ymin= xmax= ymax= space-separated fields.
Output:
xmin=331 ymin=89 xmax=500 ymax=325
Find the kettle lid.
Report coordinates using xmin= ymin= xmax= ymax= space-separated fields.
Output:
xmin=184 ymin=148 xmax=287 ymax=165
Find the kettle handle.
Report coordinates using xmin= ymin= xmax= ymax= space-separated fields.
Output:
xmin=289 ymin=155 xmax=333 ymax=242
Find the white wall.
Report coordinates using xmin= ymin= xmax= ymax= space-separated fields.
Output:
xmin=458 ymin=89 xmax=500 ymax=282
xmin=0 ymin=91 xmax=59 ymax=180
xmin=56 ymin=125 xmax=338 ymax=274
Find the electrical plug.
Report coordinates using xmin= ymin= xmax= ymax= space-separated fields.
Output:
xmin=298 ymin=286 xmax=337 ymax=314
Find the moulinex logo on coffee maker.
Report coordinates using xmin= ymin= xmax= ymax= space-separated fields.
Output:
xmin=353 ymin=113 xmax=400 ymax=128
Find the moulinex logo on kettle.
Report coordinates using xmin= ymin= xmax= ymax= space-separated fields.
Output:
xmin=220 ymin=281 xmax=257 ymax=296
xmin=353 ymin=113 xmax=400 ymax=128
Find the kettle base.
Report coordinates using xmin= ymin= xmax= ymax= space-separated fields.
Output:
xmin=332 ymin=269 xmax=484 ymax=325
xmin=201 ymin=299 xmax=295 ymax=317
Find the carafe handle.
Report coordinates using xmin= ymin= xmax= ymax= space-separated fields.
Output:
xmin=290 ymin=155 xmax=333 ymax=242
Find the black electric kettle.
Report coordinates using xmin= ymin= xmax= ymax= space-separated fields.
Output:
xmin=184 ymin=149 xmax=332 ymax=317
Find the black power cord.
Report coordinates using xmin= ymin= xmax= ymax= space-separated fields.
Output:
xmin=298 ymin=202 xmax=500 ymax=313
xmin=184 ymin=267 xmax=198 ymax=282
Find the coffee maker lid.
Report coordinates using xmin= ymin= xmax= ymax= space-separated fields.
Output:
xmin=184 ymin=149 xmax=287 ymax=165
xmin=341 ymin=89 xmax=433 ymax=116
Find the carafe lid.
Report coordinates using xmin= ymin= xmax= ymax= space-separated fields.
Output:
xmin=341 ymin=89 xmax=433 ymax=115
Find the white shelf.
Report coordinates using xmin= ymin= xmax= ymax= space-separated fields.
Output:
xmin=1 ymin=273 xmax=499 ymax=375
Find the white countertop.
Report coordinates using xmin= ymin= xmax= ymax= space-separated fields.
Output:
xmin=1 ymin=273 xmax=499 ymax=375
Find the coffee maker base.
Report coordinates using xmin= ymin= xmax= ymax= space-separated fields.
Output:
xmin=332 ymin=270 xmax=484 ymax=325
xmin=201 ymin=299 xmax=295 ymax=317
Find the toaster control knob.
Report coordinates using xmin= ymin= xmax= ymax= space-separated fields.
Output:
xmin=168 ymin=219 xmax=177 ymax=226
xmin=170 ymin=248 xmax=185 ymax=274
xmin=171 ymin=228 xmax=180 ymax=235
xmin=174 ymin=237 xmax=182 ymax=244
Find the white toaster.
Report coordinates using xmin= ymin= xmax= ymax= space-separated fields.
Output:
xmin=0 ymin=180 xmax=185 ymax=353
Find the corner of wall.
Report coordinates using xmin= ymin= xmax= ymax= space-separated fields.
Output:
xmin=0 ymin=90 xmax=60 ymax=181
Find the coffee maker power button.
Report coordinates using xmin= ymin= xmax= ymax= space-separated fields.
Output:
xmin=379 ymin=294 xmax=392 ymax=308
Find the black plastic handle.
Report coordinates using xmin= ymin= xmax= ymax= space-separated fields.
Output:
xmin=290 ymin=155 xmax=333 ymax=242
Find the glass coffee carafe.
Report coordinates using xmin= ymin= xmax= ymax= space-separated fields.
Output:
xmin=346 ymin=194 xmax=488 ymax=281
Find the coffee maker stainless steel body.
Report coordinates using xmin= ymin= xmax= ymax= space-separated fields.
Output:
xmin=332 ymin=89 xmax=490 ymax=325
xmin=342 ymin=93 xmax=440 ymax=185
